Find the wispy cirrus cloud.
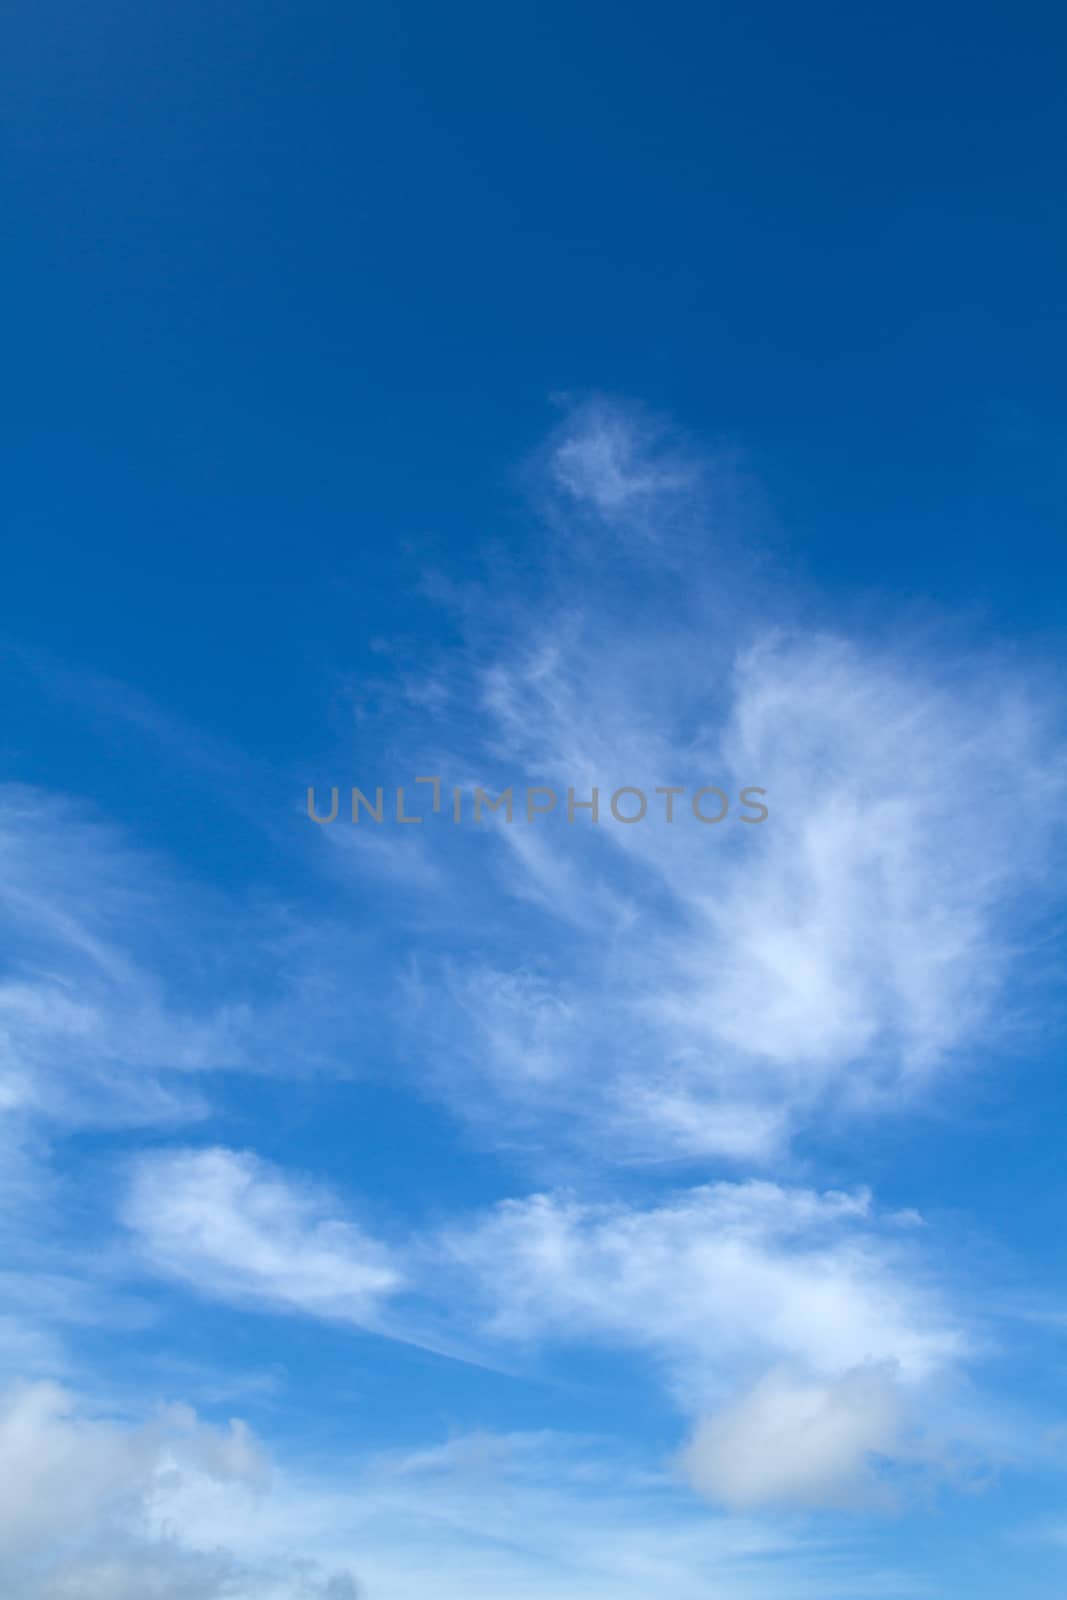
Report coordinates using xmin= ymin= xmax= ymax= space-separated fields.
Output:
xmin=438 ymin=1180 xmax=964 ymax=1392
xmin=0 ymin=785 xmax=252 ymax=1131
xmin=0 ymin=782 xmax=396 ymax=1139
xmin=123 ymin=1147 xmax=402 ymax=1328
xmin=351 ymin=399 xmax=1067 ymax=1167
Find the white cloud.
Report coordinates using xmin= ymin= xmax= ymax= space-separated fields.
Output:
xmin=123 ymin=1148 xmax=402 ymax=1328
xmin=439 ymin=1180 xmax=963 ymax=1394
xmin=115 ymin=1135 xmax=982 ymax=1514
xmin=0 ymin=1364 xmax=930 ymax=1597
xmin=0 ymin=1378 xmax=926 ymax=1600
xmin=429 ymin=1178 xmax=974 ymax=1508
xmin=687 ymin=631 xmax=1064 ymax=1085
xmin=0 ymin=1379 xmax=363 ymax=1600
xmin=677 ymin=1366 xmax=903 ymax=1511
xmin=547 ymin=397 xmax=700 ymax=525
xmin=124 ymin=1151 xmax=963 ymax=1417
xmin=121 ymin=1144 xmax=981 ymax=1512
xmin=388 ymin=405 xmax=1067 ymax=1165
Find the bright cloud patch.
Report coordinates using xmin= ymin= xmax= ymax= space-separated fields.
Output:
xmin=123 ymin=1148 xmax=402 ymax=1326
xmin=440 ymin=1181 xmax=963 ymax=1395
xmin=0 ymin=1380 xmax=363 ymax=1600
xmin=678 ymin=1366 xmax=903 ymax=1510
xmin=394 ymin=416 xmax=1066 ymax=1165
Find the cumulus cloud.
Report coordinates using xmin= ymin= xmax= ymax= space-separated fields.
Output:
xmin=677 ymin=1366 xmax=903 ymax=1510
xmin=0 ymin=1379 xmax=364 ymax=1600
xmin=0 ymin=1382 xmax=914 ymax=1599
xmin=0 ymin=1380 xmax=268 ymax=1555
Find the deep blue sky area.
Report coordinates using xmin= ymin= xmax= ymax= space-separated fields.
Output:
xmin=5 ymin=0 xmax=1065 ymax=745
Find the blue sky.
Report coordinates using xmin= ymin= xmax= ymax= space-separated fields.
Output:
xmin=3 ymin=4 xmax=1067 ymax=1596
